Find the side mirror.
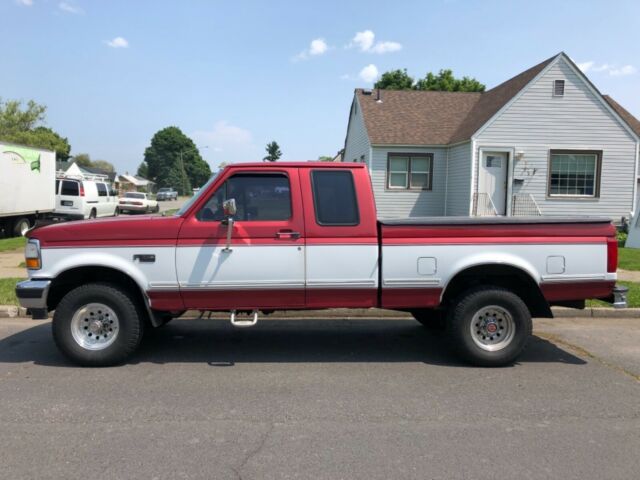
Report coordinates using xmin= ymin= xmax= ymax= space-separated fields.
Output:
xmin=223 ymin=198 xmax=237 ymax=217
xmin=222 ymin=198 xmax=236 ymax=253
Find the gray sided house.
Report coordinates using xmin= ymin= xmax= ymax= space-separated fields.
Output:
xmin=343 ymin=52 xmax=640 ymax=222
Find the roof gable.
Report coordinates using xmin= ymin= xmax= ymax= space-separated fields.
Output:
xmin=603 ymin=95 xmax=640 ymax=137
xmin=355 ymin=53 xmax=559 ymax=145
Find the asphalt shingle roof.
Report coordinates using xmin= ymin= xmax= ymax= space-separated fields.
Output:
xmin=356 ymin=54 xmax=557 ymax=145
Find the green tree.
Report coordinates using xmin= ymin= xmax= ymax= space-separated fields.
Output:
xmin=144 ymin=126 xmax=211 ymax=194
xmin=0 ymin=99 xmax=46 ymax=134
xmin=415 ymin=69 xmax=485 ymax=92
xmin=137 ymin=161 xmax=149 ymax=178
xmin=263 ymin=141 xmax=282 ymax=162
xmin=318 ymin=156 xmax=333 ymax=162
xmin=0 ymin=99 xmax=71 ymax=161
xmin=92 ymin=160 xmax=115 ymax=172
xmin=73 ymin=153 xmax=92 ymax=168
xmin=374 ymin=69 xmax=414 ymax=90
xmin=374 ymin=68 xmax=485 ymax=92
xmin=71 ymin=153 xmax=115 ymax=172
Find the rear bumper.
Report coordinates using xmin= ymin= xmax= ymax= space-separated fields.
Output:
xmin=119 ymin=204 xmax=148 ymax=211
xmin=15 ymin=279 xmax=51 ymax=310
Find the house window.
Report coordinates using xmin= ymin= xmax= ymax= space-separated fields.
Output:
xmin=553 ymin=80 xmax=565 ymax=96
xmin=387 ymin=154 xmax=433 ymax=190
xmin=548 ymin=150 xmax=601 ymax=197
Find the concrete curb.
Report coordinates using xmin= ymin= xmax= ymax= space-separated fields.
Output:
xmin=0 ymin=305 xmax=28 ymax=318
xmin=2 ymin=306 xmax=638 ymax=320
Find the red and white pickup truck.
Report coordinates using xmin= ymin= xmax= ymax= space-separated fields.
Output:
xmin=17 ymin=162 xmax=627 ymax=367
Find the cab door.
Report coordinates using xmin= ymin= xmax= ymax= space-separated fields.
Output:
xmin=176 ymin=169 xmax=305 ymax=309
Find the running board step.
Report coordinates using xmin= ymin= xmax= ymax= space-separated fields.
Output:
xmin=230 ymin=309 xmax=259 ymax=328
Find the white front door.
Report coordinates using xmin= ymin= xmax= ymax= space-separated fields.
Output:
xmin=479 ymin=152 xmax=508 ymax=215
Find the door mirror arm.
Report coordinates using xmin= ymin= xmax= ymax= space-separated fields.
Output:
xmin=221 ymin=198 xmax=237 ymax=252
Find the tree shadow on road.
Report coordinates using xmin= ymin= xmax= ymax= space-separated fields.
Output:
xmin=0 ymin=318 xmax=586 ymax=368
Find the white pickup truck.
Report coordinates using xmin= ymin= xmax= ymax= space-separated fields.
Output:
xmin=16 ymin=162 xmax=627 ymax=367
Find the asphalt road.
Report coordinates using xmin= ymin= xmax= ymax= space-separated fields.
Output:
xmin=0 ymin=316 xmax=638 ymax=480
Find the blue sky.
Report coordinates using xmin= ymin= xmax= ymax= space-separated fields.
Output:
xmin=2 ymin=0 xmax=639 ymax=174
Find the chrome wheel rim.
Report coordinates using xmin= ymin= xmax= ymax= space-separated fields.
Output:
xmin=470 ymin=305 xmax=515 ymax=352
xmin=70 ymin=303 xmax=119 ymax=351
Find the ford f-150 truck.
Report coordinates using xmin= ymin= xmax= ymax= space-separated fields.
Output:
xmin=16 ymin=162 xmax=627 ymax=367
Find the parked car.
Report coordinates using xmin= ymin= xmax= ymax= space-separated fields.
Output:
xmin=118 ymin=192 xmax=159 ymax=214
xmin=156 ymin=187 xmax=178 ymax=201
xmin=53 ymin=176 xmax=119 ymax=220
xmin=17 ymin=162 xmax=626 ymax=367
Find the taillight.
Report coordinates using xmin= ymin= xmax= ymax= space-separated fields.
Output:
xmin=79 ymin=184 xmax=85 ymax=197
xmin=607 ymin=237 xmax=618 ymax=273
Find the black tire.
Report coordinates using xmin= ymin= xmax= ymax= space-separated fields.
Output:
xmin=89 ymin=209 xmax=97 ymax=219
xmin=447 ymin=286 xmax=531 ymax=367
xmin=12 ymin=217 xmax=31 ymax=237
xmin=114 ymin=207 xmax=119 ymax=217
xmin=52 ymin=283 xmax=144 ymax=366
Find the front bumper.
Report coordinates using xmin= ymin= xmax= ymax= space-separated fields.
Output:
xmin=16 ymin=279 xmax=51 ymax=312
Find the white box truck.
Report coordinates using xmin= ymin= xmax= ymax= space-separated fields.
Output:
xmin=0 ymin=142 xmax=56 ymax=237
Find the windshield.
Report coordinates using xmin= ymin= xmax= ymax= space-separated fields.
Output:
xmin=158 ymin=188 xmax=171 ymax=192
xmin=125 ymin=192 xmax=145 ymax=199
xmin=175 ymin=171 xmax=220 ymax=216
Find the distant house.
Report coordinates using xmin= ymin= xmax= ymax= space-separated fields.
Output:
xmin=117 ymin=173 xmax=155 ymax=193
xmin=343 ymin=52 xmax=640 ymax=222
xmin=59 ymin=162 xmax=115 ymax=182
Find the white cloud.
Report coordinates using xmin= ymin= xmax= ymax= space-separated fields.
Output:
xmin=351 ymin=30 xmax=375 ymax=52
xmin=293 ymin=38 xmax=328 ymax=61
xmin=576 ymin=61 xmax=594 ymax=73
xmin=191 ymin=121 xmax=260 ymax=166
xmin=106 ymin=37 xmax=129 ymax=48
xmin=16 ymin=0 xmax=33 ymax=6
xmin=610 ymin=65 xmax=637 ymax=76
xmin=370 ymin=41 xmax=402 ymax=54
xmin=59 ymin=2 xmax=82 ymax=14
xmin=348 ymin=30 xmax=402 ymax=54
xmin=575 ymin=60 xmax=637 ymax=77
xmin=359 ymin=64 xmax=379 ymax=83
xmin=309 ymin=38 xmax=328 ymax=56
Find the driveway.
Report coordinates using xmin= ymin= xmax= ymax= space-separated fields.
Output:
xmin=0 ymin=316 xmax=638 ymax=479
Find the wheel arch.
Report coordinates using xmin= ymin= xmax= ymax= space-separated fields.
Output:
xmin=46 ymin=265 xmax=150 ymax=319
xmin=441 ymin=263 xmax=552 ymax=318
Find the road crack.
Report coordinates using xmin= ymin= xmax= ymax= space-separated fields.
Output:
xmin=232 ymin=422 xmax=275 ymax=480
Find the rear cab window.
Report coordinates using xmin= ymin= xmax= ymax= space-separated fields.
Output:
xmin=311 ymin=170 xmax=359 ymax=226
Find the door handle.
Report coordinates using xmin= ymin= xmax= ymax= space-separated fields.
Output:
xmin=276 ymin=230 xmax=301 ymax=240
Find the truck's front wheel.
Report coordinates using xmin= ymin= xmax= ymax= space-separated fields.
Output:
xmin=448 ymin=286 xmax=531 ymax=367
xmin=52 ymin=283 xmax=143 ymax=366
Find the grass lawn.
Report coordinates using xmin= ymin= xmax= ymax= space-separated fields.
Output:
xmin=0 ymin=236 xmax=26 ymax=252
xmin=0 ymin=278 xmax=25 ymax=305
xmin=618 ymin=247 xmax=640 ymax=271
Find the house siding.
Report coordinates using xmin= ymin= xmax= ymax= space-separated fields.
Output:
xmin=343 ymin=97 xmax=370 ymax=166
xmin=476 ymin=57 xmax=638 ymax=220
xmin=371 ymin=146 xmax=447 ymax=218
xmin=445 ymin=142 xmax=472 ymax=215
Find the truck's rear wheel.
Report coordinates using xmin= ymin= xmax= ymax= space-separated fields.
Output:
xmin=13 ymin=217 xmax=31 ymax=237
xmin=448 ymin=286 xmax=531 ymax=367
xmin=52 ymin=283 xmax=143 ymax=366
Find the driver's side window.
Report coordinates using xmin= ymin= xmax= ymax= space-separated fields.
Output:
xmin=196 ymin=173 xmax=292 ymax=222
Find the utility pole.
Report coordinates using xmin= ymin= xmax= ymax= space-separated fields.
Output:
xmin=177 ymin=146 xmax=208 ymax=195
